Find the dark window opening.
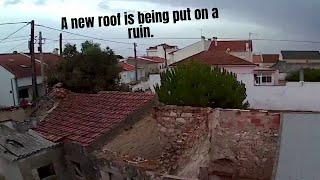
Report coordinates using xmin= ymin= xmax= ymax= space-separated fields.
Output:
xmin=37 ymin=163 xmax=56 ymax=179
xmin=18 ymin=88 xmax=29 ymax=99
xmin=108 ymin=172 xmax=113 ymax=180
xmin=6 ymin=139 xmax=24 ymax=148
xmin=71 ymin=161 xmax=83 ymax=178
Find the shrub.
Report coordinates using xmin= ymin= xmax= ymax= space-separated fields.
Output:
xmin=155 ymin=62 xmax=249 ymax=109
xmin=286 ymin=68 xmax=320 ymax=82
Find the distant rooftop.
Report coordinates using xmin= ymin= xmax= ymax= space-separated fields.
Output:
xmin=172 ymin=50 xmax=256 ymax=66
xmin=281 ymin=51 xmax=320 ymax=60
xmin=0 ymin=125 xmax=57 ymax=161
xmin=147 ymin=43 xmax=178 ymax=50
xmin=209 ymin=40 xmax=253 ymax=52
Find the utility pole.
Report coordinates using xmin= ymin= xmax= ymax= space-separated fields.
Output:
xmin=59 ymin=33 xmax=63 ymax=56
xmin=38 ymin=31 xmax=46 ymax=94
xmin=163 ymin=45 xmax=167 ymax=68
xmin=30 ymin=20 xmax=38 ymax=100
xmin=134 ymin=43 xmax=138 ymax=82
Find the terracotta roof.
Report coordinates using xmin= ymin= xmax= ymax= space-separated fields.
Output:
xmin=0 ymin=53 xmax=62 ymax=78
xmin=262 ymin=54 xmax=279 ymax=63
xmin=34 ymin=92 xmax=155 ymax=147
xmin=253 ymin=55 xmax=263 ymax=64
xmin=209 ymin=40 xmax=253 ymax=52
xmin=147 ymin=43 xmax=177 ymax=50
xmin=0 ymin=54 xmax=41 ymax=78
xmin=120 ymin=62 xmax=135 ymax=71
xmin=128 ymin=56 xmax=165 ymax=63
xmin=34 ymin=53 xmax=61 ymax=66
xmin=172 ymin=51 xmax=256 ymax=66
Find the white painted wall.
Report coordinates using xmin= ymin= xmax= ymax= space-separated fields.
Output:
xmin=119 ymin=69 xmax=145 ymax=84
xmin=16 ymin=76 xmax=43 ymax=87
xmin=169 ymin=39 xmax=211 ymax=65
xmin=220 ymin=65 xmax=256 ymax=75
xmin=0 ymin=66 xmax=17 ymax=107
xmin=238 ymin=74 xmax=320 ymax=111
xmin=131 ymin=74 xmax=161 ymax=92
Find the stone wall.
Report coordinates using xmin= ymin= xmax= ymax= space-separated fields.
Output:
xmin=153 ymin=106 xmax=211 ymax=174
xmin=209 ymin=109 xmax=280 ymax=179
xmin=154 ymin=105 xmax=281 ymax=179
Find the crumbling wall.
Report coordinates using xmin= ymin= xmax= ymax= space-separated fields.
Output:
xmin=154 ymin=106 xmax=211 ymax=175
xmin=154 ymin=106 xmax=280 ymax=179
xmin=209 ymin=109 xmax=280 ymax=179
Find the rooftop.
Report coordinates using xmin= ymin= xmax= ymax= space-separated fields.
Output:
xmin=281 ymin=51 xmax=320 ymax=60
xmin=147 ymin=43 xmax=178 ymax=50
xmin=120 ymin=62 xmax=135 ymax=72
xmin=0 ymin=125 xmax=57 ymax=161
xmin=262 ymin=54 xmax=280 ymax=63
xmin=0 ymin=53 xmax=62 ymax=78
xmin=34 ymin=91 xmax=156 ymax=147
xmin=172 ymin=51 xmax=256 ymax=66
xmin=128 ymin=56 xmax=165 ymax=64
xmin=209 ymin=40 xmax=253 ymax=52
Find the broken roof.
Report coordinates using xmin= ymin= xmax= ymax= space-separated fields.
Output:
xmin=172 ymin=51 xmax=256 ymax=66
xmin=34 ymin=91 xmax=156 ymax=147
xmin=0 ymin=125 xmax=57 ymax=161
xmin=281 ymin=51 xmax=320 ymax=60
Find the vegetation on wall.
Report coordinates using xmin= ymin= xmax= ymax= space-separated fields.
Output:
xmin=286 ymin=68 xmax=320 ymax=82
xmin=155 ymin=62 xmax=249 ymax=109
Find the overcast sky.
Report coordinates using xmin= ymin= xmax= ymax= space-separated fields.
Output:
xmin=0 ymin=0 xmax=319 ymax=57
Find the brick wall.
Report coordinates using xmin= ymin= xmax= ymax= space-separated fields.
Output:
xmin=154 ymin=105 xmax=280 ymax=179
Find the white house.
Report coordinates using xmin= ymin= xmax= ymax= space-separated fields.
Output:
xmin=0 ymin=53 xmax=61 ymax=107
xmin=167 ymin=36 xmax=212 ymax=65
xmin=119 ymin=62 xmax=145 ymax=84
xmin=126 ymin=56 xmax=166 ymax=75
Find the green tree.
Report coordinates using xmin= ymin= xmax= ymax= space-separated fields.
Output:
xmin=155 ymin=62 xmax=249 ymax=109
xmin=286 ymin=68 xmax=320 ymax=82
xmin=48 ymin=41 xmax=124 ymax=93
xmin=62 ymin=43 xmax=78 ymax=58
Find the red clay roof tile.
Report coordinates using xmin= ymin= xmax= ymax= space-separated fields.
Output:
xmin=210 ymin=40 xmax=253 ymax=52
xmin=34 ymin=91 xmax=155 ymax=147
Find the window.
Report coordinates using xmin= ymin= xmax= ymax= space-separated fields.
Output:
xmin=37 ymin=163 xmax=56 ymax=179
xmin=71 ymin=161 xmax=83 ymax=178
xmin=255 ymin=74 xmax=272 ymax=85
xmin=18 ymin=88 xmax=29 ymax=99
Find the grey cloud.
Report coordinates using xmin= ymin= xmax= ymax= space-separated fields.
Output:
xmin=98 ymin=1 xmax=109 ymax=10
xmin=4 ymin=0 xmax=22 ymax=6
xmin=35 ymin=0 xmax=47 ymax=5
xmin=136 ymin=0 xmax=320 ymax=39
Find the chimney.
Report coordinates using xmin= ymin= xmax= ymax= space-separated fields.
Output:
xmin=53 ymin=48 xmax=59 ymax=55
xmin=213 ymin=37 xmax=218 ymax=47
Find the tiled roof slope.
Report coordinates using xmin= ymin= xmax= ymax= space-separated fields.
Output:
xmin=34 ymin=92 xmax=155 ymax=147
xmin=120 ymin=62 xmax=135 ymax=71
xmin=0 ymin=125 xmax=57 ymax=161
xmin=262 ymin=54 xmax=279 ymax=63
xmin=209 ymin=40 xmax=253 ymax=52
xmin=172 ymin=51 xmax=256 ymax=66
xmin=0 ymin=54 xmax=41 ymax=78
